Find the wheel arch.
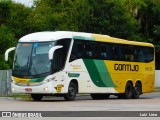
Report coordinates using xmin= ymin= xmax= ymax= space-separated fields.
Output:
xmin=126 ymin=80 xmax=133 ymax=88
xmin=135 ymin=80 xmax=142 ymax=85
xmin=70 ymin=79 xmax=79 ymax=93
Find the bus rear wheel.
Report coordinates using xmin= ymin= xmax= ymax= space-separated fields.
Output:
xmin=118 ymin=82 xmax=133 ymax=99
xmin=124 ymin=82 xmax=133 ymax=99
xmin=132 ymin=82 xmax=142 ymax=99
xmin=91 ymin=94 xmax=110 ymax=100
xmin=64 ymin=82 xmax=77 ymax=101
xmin=31 ymin=94 xmax=43 ymax=101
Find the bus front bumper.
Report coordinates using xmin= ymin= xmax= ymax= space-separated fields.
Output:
xmin=11 ymin=82 xmax=57 ymax=94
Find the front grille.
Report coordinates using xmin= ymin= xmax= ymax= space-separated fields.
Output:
xmin=15 ymin=82 xmax=43 ymax=86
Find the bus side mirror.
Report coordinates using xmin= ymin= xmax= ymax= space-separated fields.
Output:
xmin=5 ymin=47 xmax=16 ymax=61
xmin=49 ymin=46 xmax=63 ymax=60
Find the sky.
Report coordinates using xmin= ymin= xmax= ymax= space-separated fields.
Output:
xmin=12 ymin=0 xmax=34 ymax=7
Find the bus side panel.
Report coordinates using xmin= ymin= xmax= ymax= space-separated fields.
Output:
xmin=67 ymin=59 xmax=118 ymax=93
xmin=141 ymin=61 xmax=155 ymax=93
xmin=67 ymin=59 xmax=154 ymax=94
xmin=104 ymin=60 xmax=155 ymax=93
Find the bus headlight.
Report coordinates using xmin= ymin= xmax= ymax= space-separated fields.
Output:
xmin=11 ymin=78 xmax=16 ymax=84
xmin=12 ymin=88 xmax=15 ymax=92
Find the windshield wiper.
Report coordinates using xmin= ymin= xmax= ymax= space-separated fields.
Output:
xmin=26 ymin=56 xmax=31 ymax=76
xmin=32 ymin=72 xmax=50 ymax=77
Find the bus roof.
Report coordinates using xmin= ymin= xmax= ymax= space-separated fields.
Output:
xmin=19 ymin=31 xmax=91 ymax=42
xmin=19 ymin=31 xmax=154 ymax=47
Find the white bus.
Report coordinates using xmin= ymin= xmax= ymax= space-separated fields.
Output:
xmin=5 ymin=31 xmax=155 ymax=101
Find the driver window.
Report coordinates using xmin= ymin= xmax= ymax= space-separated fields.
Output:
xmin=52 ymin=39 xmax=71 ymax=73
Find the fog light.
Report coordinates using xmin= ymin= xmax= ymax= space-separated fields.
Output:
xmin=12 ymin=88 xmax=15 ymax=92
xmin=44 ymin=87 xmax=48 ymax=91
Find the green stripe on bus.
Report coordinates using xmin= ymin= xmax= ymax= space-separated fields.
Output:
xmin=29 ymin=77 xmax=46 ymax=82
xmin=83 ymin=59 xmax=116 ymax=87
xmin=73 ymin=36 xmax=96 ymax=41
xmin=68 ymin=73 xmax=80 ymax=77
xmin=94 ymin=60 xmax=116 ymax=87
xmin=83 ymin=59 xmax=106 ymax=87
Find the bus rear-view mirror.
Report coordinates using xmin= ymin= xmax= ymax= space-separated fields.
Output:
xmin=5 ymin=47 xmax=16 ymax=61
xmin=48 ymin=45 xmax=63 ymax=60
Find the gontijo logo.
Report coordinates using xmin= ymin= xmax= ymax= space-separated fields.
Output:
xmin=114 ymin=64 xmax=139 ymax=71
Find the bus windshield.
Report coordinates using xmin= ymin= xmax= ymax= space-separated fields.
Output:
xmin=13 ymin=42 xmax=55 ymax=78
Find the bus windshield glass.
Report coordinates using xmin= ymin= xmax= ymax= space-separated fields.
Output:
xmin=13 ymin=42 xmax=55 ymax=78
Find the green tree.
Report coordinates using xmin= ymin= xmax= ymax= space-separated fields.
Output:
xmin=0 ymin=0 xmax=160 ymax=69
xmin=7 ymin=2 xmax=32 ymax=38
xmin=0 ymin=0 xmax=11 ymax=25
xmin=30 ymin=0 xmax=139 ymax=39
xmin=137 ymin=0 xmax=160 ymax=69
xmin=0 ymin=0 xmax=31 ymax=69
xmin=86 ymin=0 xmax=138 ymax=39
xmin=0 ymin=25 xmax=15 ymax=69
xmin=27 ymin=0 xmax=92 ymax=32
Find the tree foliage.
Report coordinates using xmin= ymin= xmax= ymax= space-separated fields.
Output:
xmin=0 ymin=0 xmax=160 ymax=69
xmin=0 ymin=0 xmax=31 ymax=69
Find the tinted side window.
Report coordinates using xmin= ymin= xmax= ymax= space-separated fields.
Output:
xmin=137 ymin=47 xmax=154 ymax=62
xmin=52 ymin=39 xmax=71 ymax=73
xmin=69 ymin=40 xmax=85 ymax=62
xmin=70 ymin=40 xmax=154 ymax=63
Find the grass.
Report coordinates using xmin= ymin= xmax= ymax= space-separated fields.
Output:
xmin=154 ymin=87 xmax=160 ymax=92
xmin=0 ymin=94 xmax=32 ymax=100
xmin=12 ymin=94 xmax=32 ymax=100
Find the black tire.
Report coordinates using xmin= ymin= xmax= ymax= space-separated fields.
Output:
xmin=118 ymin=82 xmax=133 ymax=99
xmin=124 ymin=82 xmax=133 ymax=99
xmin=91 ymin=94 xmax=110 ymax=100
xmin=117 ymin=94 xmax=124 ymax=99
xmin=31 ymin=94 xmax=43 ymax=101
xmin=132 ymin=82 xmax=142 ymax=99
xmin=64 ymin=82 xmax=77 ymax=101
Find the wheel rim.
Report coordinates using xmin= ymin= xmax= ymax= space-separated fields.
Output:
xmin=135 ymin=84 xmax=141 ymax=96
xmin=126 ymin=85 xmax=131 ymax=95
xmin=69 ymin=87 xmax=75 ymax=97
xmin=125 ymin=83 xmax=132 ymax=98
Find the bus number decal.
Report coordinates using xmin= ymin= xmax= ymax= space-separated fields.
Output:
xmin=56 ymin=85 xmax=64 ymax=92
xmin=145 ymin=67 xmax=153 ymax=71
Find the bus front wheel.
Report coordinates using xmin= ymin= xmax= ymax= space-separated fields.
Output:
xmin=64 ymin=82 xmax=77 ymax=101
xmin=31 ymin=94 xmax=43 ymax=101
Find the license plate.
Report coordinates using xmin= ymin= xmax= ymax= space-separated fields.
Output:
xmin=25 ymin=88 xmax=32 ymax=92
